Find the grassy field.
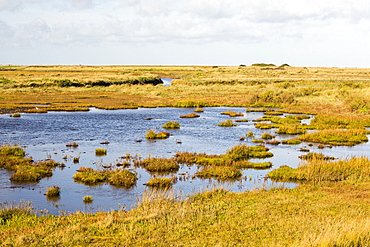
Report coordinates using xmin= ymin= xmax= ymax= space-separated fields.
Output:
xmin=2 ymin=64 xmax=370 ymax=246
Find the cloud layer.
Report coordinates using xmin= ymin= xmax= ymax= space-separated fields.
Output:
xmin=1 ymin=0 xmax=370 ymax=66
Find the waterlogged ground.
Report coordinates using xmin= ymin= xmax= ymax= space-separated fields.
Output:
xmin=1 ymin=107 xmax=370 ymax=215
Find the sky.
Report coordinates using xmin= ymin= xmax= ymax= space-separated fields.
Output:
xmin=1 ymin=0 xmax=370 ymax=67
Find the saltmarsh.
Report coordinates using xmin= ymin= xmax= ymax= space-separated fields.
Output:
xmin=2 ymin=65 xmax=370 ymax=245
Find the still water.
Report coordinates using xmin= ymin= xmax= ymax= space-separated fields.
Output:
xmin=1 ymin=107 xmax=370 ymax=214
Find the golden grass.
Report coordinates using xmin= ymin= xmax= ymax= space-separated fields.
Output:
xmin=2 ymin=65 xmax=370 ymax=115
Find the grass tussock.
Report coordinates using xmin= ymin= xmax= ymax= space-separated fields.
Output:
xmin=136 ymin=157 xmax=179 ymax=173
xmin=73 ymin=167 xmax=138 ymax=188
xmin=95 ymin=149 xmax=107 ymax=156
xmin=217 ymin=119 xmax=237 ymax=127
xmin=221 ymin=111 xmax=244 ymax=117
xmin=145 ymin=130 xmax=170 ymax=139
xmin=162 ymin=121 xmax=180 ymax=129
xmin=179 ymin=112 xmax=200 ymax=118
xmin=196 ymin=166 xmax=242 ymax=180
xmin=83 ymin=196 xmax=93 ymax=203
xmin=145 ymin=177 xmax=173 ymax=188
xmin=45 ymin=185 xmax=61 ymax=197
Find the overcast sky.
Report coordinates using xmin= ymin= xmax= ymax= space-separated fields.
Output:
xmin=1 ymin=0 xmax=370 ymax=67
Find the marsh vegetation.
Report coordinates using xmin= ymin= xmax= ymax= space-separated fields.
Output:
xmin=2 ymin=65 xmax=370 ymax=245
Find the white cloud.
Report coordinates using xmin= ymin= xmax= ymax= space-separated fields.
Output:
xmin=2 ymin=0 xmax=370 ymax=66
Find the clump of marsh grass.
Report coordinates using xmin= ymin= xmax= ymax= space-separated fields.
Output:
xmin=137 ymin=157 xmax=179 ymax=173
xmin=221 ymin=111 xmax=244 ymax=117
xmin=261 ymin=133 xmax=275 ymax=139
xmin=162 ymin=121 xmax=180 ymax=129
xmin=276 ymin=124 xmax=306 ymax=135
xmin=66 ymin=142 xmax=79 ymax=147
xmin=194 ymin=108 xmax=204 ymax=113
xmin=252 ymin=139 xmax=265 ymax=143
xmin=0 ymin=145 xmax=25 ymax=157
xmin=73 ymin=167 xmax=138 ymax=187
xmin=145 ymin=177 xmax=173 ymax=188
xmin=282 ymin=139 xmax=302 ymax=145
xmin=10 ymin=113 xmax=21 ymax=118
xmin=217 ymin=119 xmax=237 ymax=127
xmin=95 ymin=149 xmax=107 ymax=156
xmin=298 ymin=152 xmax=335 ymax=160
xmin=73 ymin=167 xmax=108 ymax=185
xmin=45 ymin=185 xmax=61 ymax=197
xmin=180 ymin=113 xmax=200 ymax=118
xmin=226 ymin=144 xmax=273 ymax=161
xmin=83 ymin=196 xmax=93 ymax=203
xmin=108 ymin=169 xmax=138 ymax=187
xmin=196 ymin=166 xmax=242 ymax=180
xmin=145 ymin=130 xmax=170 ymax=139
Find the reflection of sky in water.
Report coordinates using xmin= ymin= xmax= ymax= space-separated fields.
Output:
xmin=0 ymin=107 xmax=369 ymax=214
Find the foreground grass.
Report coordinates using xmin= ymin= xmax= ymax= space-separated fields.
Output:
xmin=2 ymin=183 xmax=370 ymax=246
